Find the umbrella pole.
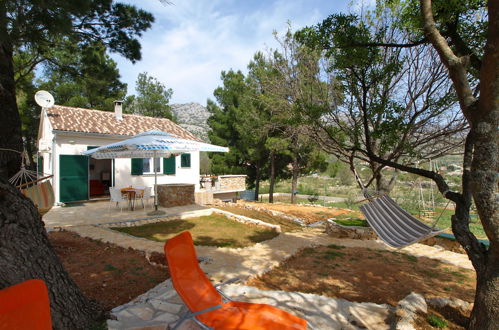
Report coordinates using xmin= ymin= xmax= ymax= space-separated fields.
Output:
xmin=147 ymin=150 xmax=165 ymax=216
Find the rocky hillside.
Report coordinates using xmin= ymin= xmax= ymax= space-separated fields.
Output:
xmin=170 ymin=102 xmax=211 ymax=141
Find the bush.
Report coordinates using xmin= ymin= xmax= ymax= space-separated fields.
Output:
xmin=337 ymin=167 xmax=354 ymax=186
xmin=344 ymin=194 xmax=358 ymax=210
xmin=308 ymin=194 xmax=319 ymax=204
xmin=427 ymin=314 xmax=448 ymax=328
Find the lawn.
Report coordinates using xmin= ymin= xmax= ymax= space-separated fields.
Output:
xmin=111 ymin=214 xmax=279 ymax=248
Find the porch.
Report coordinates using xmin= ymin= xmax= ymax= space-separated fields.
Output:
xmin=43 ymin=200 xmax=212 ymax=228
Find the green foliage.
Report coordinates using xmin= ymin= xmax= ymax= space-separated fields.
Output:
xmin=327 ymin=244 xmax=345 ymax=249
xmin=37 ymin=41 xmax=127 ymax=111
xmin=296 ymin=4 xmax=465 ymax=194
xmin=6 ymin=0 xmax=154 ymax=170
xmin=427 ymin=314 xmax=448 ymax=328
xmin=337 ymin=166 xmax=354 ymax=186
xmin=124 ymin=72 xmax=174 ymax=120
xmin=393 ymin=0 xmax=487 ymax=77
xmin=334 ymin=219 xmax=369 ymax=227
xmin=6 ymin=0 xmax=154 ymax=63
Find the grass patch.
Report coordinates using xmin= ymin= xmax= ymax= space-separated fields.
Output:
xmin=327 ymin=244 xmax=345 ymax=250
xmin=323 ymin=250 xmax=346 ymax=260
xmin=112 ymin=214 xmax=279 ymax=248
xmin=403 ymin=254 xmax=418 ymax=263
xmin=103 ymin=264 xmax=118 ymax=272
xmin=302 ymin=247 xmax=316 ymax=255
xmin=334 ymin=218 xmax=369 ymax=227
xmin=427 ymin=314 xmax=448 ymax=328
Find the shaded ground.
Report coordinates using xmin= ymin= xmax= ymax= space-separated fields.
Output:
xmin=247 ymin=245 xmax=476 ymax=307
xmin=413 ymin=308 xmax=470 ymax=330
xmin=111 ymin=214 xmax=279 ymax=248
xmin=49 ymin=231 xmax=169 ymax=311
xmin=240 ymin=201 xmax=355 ymax=224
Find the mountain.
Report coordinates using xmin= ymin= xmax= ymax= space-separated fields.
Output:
xmin=170 ymin=102 xmax=211 ymax=141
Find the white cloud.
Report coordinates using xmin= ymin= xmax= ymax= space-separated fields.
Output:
xmin=113 ymin=0 xmax=350 ymax=105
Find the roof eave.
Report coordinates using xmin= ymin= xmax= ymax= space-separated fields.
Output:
xmin=52 ymin=130 xmax=134 ymax=139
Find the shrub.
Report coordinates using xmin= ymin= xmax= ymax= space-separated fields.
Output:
xmin=427 ymin=314 xmax=448 ymax=328
xmin=308 ymin=194 xmax=319 ymax=203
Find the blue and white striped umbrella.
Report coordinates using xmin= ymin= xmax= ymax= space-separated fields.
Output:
xmin=82 ymin=130 xmax=228 ymax=214
xmin=82 ymin=130 xmax=228 ymax=159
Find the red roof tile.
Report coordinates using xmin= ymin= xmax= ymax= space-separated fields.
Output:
xmin=46 ymin=105 xmax=200 ymax=141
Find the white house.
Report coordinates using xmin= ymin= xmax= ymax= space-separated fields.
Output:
xmin=37 ymin=102 xmax=202 ymax=204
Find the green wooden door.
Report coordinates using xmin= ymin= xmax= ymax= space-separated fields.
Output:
xmin=60 ymin=155 xmax=88 ymax=202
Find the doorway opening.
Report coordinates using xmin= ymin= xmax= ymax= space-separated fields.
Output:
xmin=89 ymin=158 xmax=112 ymax=199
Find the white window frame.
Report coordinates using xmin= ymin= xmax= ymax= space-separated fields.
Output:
xmin=142 ymin=157 xmax=162 ymax=174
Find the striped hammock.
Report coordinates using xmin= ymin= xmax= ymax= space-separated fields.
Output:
xmin=360 ymin=195 xmax=445 ymax=248
xmin=20 ymin=180 xmax=55 ymax=216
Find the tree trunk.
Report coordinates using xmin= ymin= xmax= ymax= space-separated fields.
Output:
xmin=375 ymin=169 xmax=398 ymax=195
xmin=24 ymin=134 xmax=36 ymax=171
xmin=254 ymin=165 xmax=261 ymax=201
xmin=290 ymin=156 xmax=299 ymax=204
xmin=468 ymin=253 xmax=499 ymax=329
xmin=0 ymin=178 xmax=103 ymax=329
xmin=419 ymin=1 xmax=499 ymax=327
xmin=269 ymin=151 xmax=276 ymax=203
xmin=467 ymin=1 xmax=499 ymax=326
xmin=0 ymin=37 xmax=22 ymax=179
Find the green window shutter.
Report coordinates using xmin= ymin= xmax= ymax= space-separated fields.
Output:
xmin=37 ymin=155 xmax=43 ymax=175
xmin=131 ymin=158 xmax=143 ymax=175
xmin=163 ymin=157 xmax=176 ymax=175
xmin=181 ymin=154 xmax=191 ymax=168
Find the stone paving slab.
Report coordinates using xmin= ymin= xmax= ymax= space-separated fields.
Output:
xmin=107 ymin=280 xmax=393 ymax=330
xmin=43 ymin=201 xmax=212 ymax=227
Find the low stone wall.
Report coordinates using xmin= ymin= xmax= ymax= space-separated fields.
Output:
xmin=218 ymin=175 xmax=246 ymax=191
xmin=195 ymin=191 xmax=214 ymax=205
xmin=325 ymin=219 xmax=377 ymax=240
xmin=217 ymin=202 xmax=307 ymax=226
xmin=212 ymin=208 xmax=281 ymax=232
xmin=157 ymin=184 xmax=195 ymax=208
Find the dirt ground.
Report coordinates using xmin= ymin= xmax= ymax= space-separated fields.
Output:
xmin=248 ymin=244 xmax=475 ymax=328
xmin=49 ymin=230 xmax=169 ymax=311
xmin=241 ymin=201 xmax=354 ymax=224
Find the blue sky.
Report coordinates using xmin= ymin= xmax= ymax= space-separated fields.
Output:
xmin=112 ymin=0 xmax=357 ymax=106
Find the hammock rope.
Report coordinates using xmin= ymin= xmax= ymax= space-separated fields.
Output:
xmin=349 ymin=155 xmax=447 ymax=248
xmin=2 ymin=148 xmax=55 ymax=216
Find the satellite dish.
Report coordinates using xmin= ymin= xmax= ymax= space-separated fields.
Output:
xmin=34 ymin=90 xmax=55 ymax=108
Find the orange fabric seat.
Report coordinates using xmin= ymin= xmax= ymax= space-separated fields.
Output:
xmin=164 ymin=231 xmax=308 ymax=330
xmin=0 ymin=279 xmax=52 ymax=330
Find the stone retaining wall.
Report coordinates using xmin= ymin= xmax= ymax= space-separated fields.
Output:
xmin=212 ymin=208 xmax=281 ymax=232
xmin=218 ymin=175 xmax=246 ymax=191
xmin=157 ymin=184 xmax=194 ymax=208
xmin=218 ymin=202 xmax=307 ymax=226
xmin=325 ymin=219 xmax=377 ymax=240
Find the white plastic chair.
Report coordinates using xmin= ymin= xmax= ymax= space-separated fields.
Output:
xmin=109 ymin=187 xmax=127 ymax=211
xmin=139 ymin=187 xmax=152 ymax=209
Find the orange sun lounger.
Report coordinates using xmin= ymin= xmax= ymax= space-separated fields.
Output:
xmin=164 ymin=231 xmax=309 ymax=330
xmin=0 ymin=279 xmax=52 ymax=330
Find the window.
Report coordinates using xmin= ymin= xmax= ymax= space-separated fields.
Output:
xmin=181 ymin=153 xmax=191 ymax=168
xmin=143 ymin=158 xmax=161 ymax=174
xmin=132 ymin=157 xmax=173 ymax=175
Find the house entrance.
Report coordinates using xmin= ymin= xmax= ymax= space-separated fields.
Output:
xmin=89 ymin=158 xmax=112 ymax=198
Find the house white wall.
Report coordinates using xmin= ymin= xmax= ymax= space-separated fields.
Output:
xmin=38 ymin=125 xmax=200 ymax=204
xmin=37 ymin=109 xmax=55 ymax=177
